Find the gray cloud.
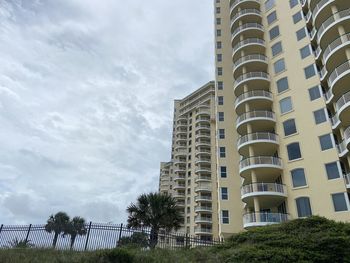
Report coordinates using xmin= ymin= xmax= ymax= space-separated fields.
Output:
xmin=0 ymin=0 xmax=214 ymax=224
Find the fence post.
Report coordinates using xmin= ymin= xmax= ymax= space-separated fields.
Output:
xmin=25 ymin=224 xmax=32 ymax=243
xmin=185 ymin=233 xmax=188 ymax=249
xmin=116 ymin=223 xmax=123 ymax=247
xmin=84 ymin=222 xmax=92 ymax=251
xmin=0 ymin=224 xmax=3 ymax=240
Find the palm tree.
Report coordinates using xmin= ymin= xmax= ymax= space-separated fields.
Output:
xmin=65 ymin=216 xmax=87 ymax=249
xmin=44 ymin=212 xmax=70 ymax=248
xmin=126 ymin=192 xmax=183 ymax=248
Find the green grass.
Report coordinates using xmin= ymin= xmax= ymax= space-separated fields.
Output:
xmin=1 ymin=216 xmax=349 ymax=263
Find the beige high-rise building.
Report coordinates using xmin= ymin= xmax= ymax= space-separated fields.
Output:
xmin=160 ymin=0 xmax=350 ymax=240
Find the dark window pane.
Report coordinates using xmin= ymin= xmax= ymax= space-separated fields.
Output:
xmin=296 ymin=197 xmax=312 ymax=217
xmin=332 ymin=193 xmax=348 ymax=212
xmin=291 ymin=168 xmax=307 ymax=187
xmin=277 ymin=77 xmax=289 ymax=93
xmin=287 ymin=142 xmax=302 ymax=160
xmin=325 ymin=162 xmax=340 ymax=180
xmin=283 ymin=119 xmax=297 ymax=136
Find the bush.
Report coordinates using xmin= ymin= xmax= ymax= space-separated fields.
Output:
xmin=93 ymin=248 xmax=135 ymax=263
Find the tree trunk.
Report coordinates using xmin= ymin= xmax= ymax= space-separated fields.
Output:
xmin=70 ymin=235 xmax=76 ymax=250
xmin=149 ymin=228 xmax=159 ymax=249
xmin=52 ymin=233 xmax=59 ymax=248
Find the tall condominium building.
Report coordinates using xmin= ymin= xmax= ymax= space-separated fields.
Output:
xmin=160 ymin=0 xmax=350 ymax=239
xmin=159 ymin=82 xmax=218 ymax=241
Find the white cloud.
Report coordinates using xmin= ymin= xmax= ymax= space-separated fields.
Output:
xmin=0 ymin=0 xmax=214 ymax=224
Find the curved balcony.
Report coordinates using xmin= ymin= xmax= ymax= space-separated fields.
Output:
xmin=232 ymin=38 xmax=265 ymax=60
xmin=194 ymin=184 xmax=212 ymax=193
xmin=236 ymin=110 xmax=276 ymax=134
xmin=173 ymin=166 xmax=186 ymax=174
xmin=176 ymin=201 xmax=185 ymax=208
xmin=194 ymin=227 xmax=212 ymax=235
xmin=317 ymin=9 xmax=350 ymax=45
xmin=234 ymin=72 xmax=270 ymax=96
xmin=312 ymin=0 xmax=335 ymax=27
xmin=194 ymin=195 xmax=212 ymax=202
xmin=194 ymin=216 xmax=212 ymax=224
xmin=176 ymin=129 xmax=187 ymax=136
xmin=195 ymin=117 xmax=210 ymax=125
xmin=195 ymin=175 xmax=211 ymax=183
xmin=231 ymin=9 xmax=261 ymax=29
xmin=195 ymin=157 xmax=211 ymax=165
xmin=173 ymin=183 xmax=186 ymax=190
xmin=196 ymin=107 xmax=211 ymax=117
xmin=195 ymin=140 xmax=211 ymax=148
xmin=241 ymin=183 xmax=287 ymax=207
xmin=243 ymin=212 xmax=289 ymax=228
xmin=336 ymin=139 xmax=348 ymax=157
xmin=195 ymin=132 xmax=211 ymax=140
xmin=195 ymin=148 xmax=211 ymax=157
xmin=195 ymin=167 xmax=211 ymax=175
xmin=230 ymin=0 xmax=260 ymax=16
xmin=239 ymin=156 xmax=283 ymax=179
xmin=173 ymin=161 xmax=186 ymax=168
xmin=173 ymin=192 xmax=185 ymax=199
xmin=233 ymin=54 xmax=268 ymax=77
xmin=174 ymin=149 xmax=186 ymax=158
xmin=175 ymin=135 xmax=187 ymax=143
xmin=231 ymin=23 xmax=264 ymax=45
xmin=194 ymin=206 xmax=212 ymax=213
xmin=323 ymin=33 xmax=350 ymax=68
xmin=335 ymin=91 xmax=350 ymax=127
xmin=328 ymin=60 xmax=350 ymax=101
xmin=195 ymin=124 xmax=211 ymax=132
xmin=237 ymin=132 xmax=279 ymax=156
xmin=235 ymin=90 xmax=273 ymax=114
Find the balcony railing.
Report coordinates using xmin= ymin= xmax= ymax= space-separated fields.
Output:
xmin=336 ymin=140 xmax=347 ymax=155
xmin=237 ymin=132 xmax=278 ymax=147
xmin=239 ymin=156 xmax=282 ymax=170
xmin=323 ymin=33 xmax=350 ymax=62
xmin=236 ymin=110 xmax=275 ymax=127
xmin=328 ymin=60 xmax=350 ymax=88
xmin=231 ymin=9 xmax=261 ymax=25
xmin=243 ymin=212 xmax=289 ymax=226
xmin=194 ymin=195 xmax=212 ymax=202
xmin=233 ymin=38 xmax=265 ymax=54
xmin=335 ymin=91 xmax=350 ymax=112
xmin=233 ymin=54 xmax=267 ymax=68
xmin=194 ymin=227 xmax=212 ymax=234
xmin=317 ymin=9 xmax=350 ymax=41
xmin=194 ymin=217 xmax=212 ymax=224
xmin=232 ymin=23 xmax=264 ymax=41
xmin=194 ymin=206 xmax=212 ymax=212
xmin=195 ymin=184 xmax=212 ymax=192
xmin=241 ymin=183 xmax=286 ymax=196
xmin=230 ymin=0 xmax=260 ymax=14
xmin=345 ymin=173 xmax=350 ymax=187
xmin=234 ymin=72 xmax=269 ymax=87
xmin=312 ymin=0 xmax=334 ymax=20
xmin=235 ymin=90 xmax=272 ymax=107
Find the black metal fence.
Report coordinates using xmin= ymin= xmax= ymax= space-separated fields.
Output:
xmin=0 ymin=223 xmax=222 ymax=250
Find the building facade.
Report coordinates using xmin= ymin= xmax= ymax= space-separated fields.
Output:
xmin=160 ymin=0 xmax=350 ymax=239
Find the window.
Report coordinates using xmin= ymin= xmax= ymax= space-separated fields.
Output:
xmin=274 ymin=58 xmax=286 ymax=74
xmin=220 ymin=166 xmax=227 ymax=178
xmin=290 ymin=0 xmax=299 ymax=8
xmin=296 ymin=197 xmax=312 ymax=217
xmin=218 ymin=112 xmax=224 ymax=121
xmin=300 ymin=45 xmax=311 ymax=58
xmin=221 ymin=187 xmax=228 ymax=200
xmin=276 ymin=77 xmax=289 ymax=93
xmin=218 ymin=96 xmax=224 ymax=105
xmin=304 ymin=64 xmax=316 ymax=79
xmin=217 ymin=81 xmax=223 ymax=90
xmin=219 ymin=147 xmax=226 ymax=158
xmin=217 ymin=54 xmax=222 ymax=62
xmin=332 ymin=193 xmax=349 ymax=212
xmin=216 ymin=7 xmax=220 ymax=14
xmin=269 ymin=26 xmax=280 ymax=40
xmin=287 ymin=142 xmax=302 ymax=160
xmin=283 ymin=119 xmax=297 ymax=136
xmin=217 ymin=41 xmax=222 ymax=49
xmin=325 ymin=162 xmax=340 ymax=180
xmin=216 ymin=29 xmax=221 ymax=37
xmin=265 ymin=0 xmax=275 ymax=11
xmin=296 ymin=27 xmax=306 ymax=40
xmin=222 ymin=210 xmax=229 ymax=224
xmin=219 ymin=129 xmax=225 ymax=139
xmin=271 ymin=42 xmax=283 ymax=56
xmin=319 ymin=134 xmax=334 ymax=151
xmin=293 ymin=11 xmax=302 ymax=23
xmin=313 ymin=108 xmax=327 ymax=124
xmin=291 ymin=168 xmax=307 ymax=187
xmin=216 ymin=18 xmax=221 ymax=25
xmin=279 ymin=97 xmax=293 ymax=114
xmin=267 ymin=11 xmax=277 ymax=25
xmin=217 ymin=67 xmax=222 ymax=76
xmin=308 ymin=86 xmax=321 ymax=101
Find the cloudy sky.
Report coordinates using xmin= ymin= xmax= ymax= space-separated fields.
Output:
xmin=0 ymin=0 xmax=214 ymax=224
